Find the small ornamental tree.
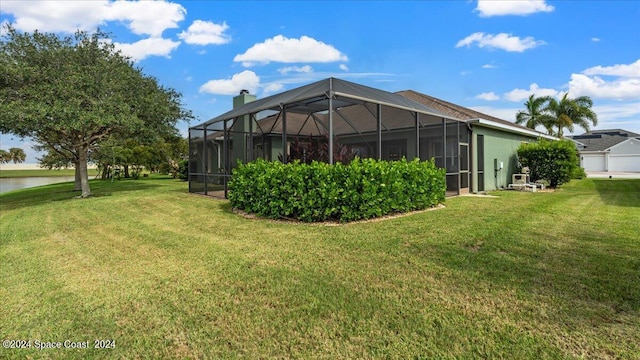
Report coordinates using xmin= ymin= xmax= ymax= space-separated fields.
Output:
xmin=517 ymin=139 xmax=580 ymax=188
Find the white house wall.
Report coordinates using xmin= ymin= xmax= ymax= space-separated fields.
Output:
xmin=609 ymin=137 xmax=640 ymax=154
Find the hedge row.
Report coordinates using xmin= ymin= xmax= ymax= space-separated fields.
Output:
xmin=228 ymin=158 xmax=446 ymax=222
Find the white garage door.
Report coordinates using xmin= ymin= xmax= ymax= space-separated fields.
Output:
xmin=609 ymin=155 xmax=640 ymax=172
xmin=582 ymin=154 xmax=606 ymax=172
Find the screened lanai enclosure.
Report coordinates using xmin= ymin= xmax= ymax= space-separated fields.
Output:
xmin=189 ymin=78 xmax=470 ymax=197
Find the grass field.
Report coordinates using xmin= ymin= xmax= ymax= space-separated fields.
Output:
xmin=0 ymin=168 xmax=99 ymax=178
xmin=1 ymin=176 xmax=638 ymax=359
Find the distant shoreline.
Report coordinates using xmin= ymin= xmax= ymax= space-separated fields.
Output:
xmin=0 ymin=163 xmax=98 ymax=171
xmin=0 ymin=168 xmax=99 ymax=178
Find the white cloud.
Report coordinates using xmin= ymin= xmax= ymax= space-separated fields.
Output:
xmin=113 ymin=37 xmax=180 ymax=62
xmin=476 ymin=0 xmax=554 ymax=17
xmin=591 ymin=37 xmax=600 ymax=42
xmin=1 ymin=0 xmax=107 ymax=33
xmin=503 ymin=83 xmax=559 ymax=102
xmin=482 ymin=64 xmax=498 ymax=69
xmin=178 ymin=20 xmax=231 ymax=45
xmin=460 ymin=70 xmax=472 ymax=76
xmin=456 ymin=32 xmax=545 ymax=52
xmin=199 ymin=70 xmax=261 ymax=95
xmin=262 ymin=83 xmax=285 ymax=94
xmin=582 ymin=59 xmax=640 ymax=78
xmin=278 ymin=65 xmax=313 ymax=75
xmin=568 ymin=74 xmax=640 ymax=100
xmin=593 ymin=102 xmax=640 ymax=122
xmin=1 ymin=0 xmax=186 ymax=37
xmin=340 ymin=64 xmax=349 ymax=71
xmin=476 ymin=92 xmax=500 ymax=101
xmin=105 ymin=1 xmax=185 ymax=37
xmin=234 ymin=35 xmax=348 ymax=66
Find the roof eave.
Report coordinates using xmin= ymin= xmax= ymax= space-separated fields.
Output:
xmin=468 ymin=118 xmax=558 ymax=140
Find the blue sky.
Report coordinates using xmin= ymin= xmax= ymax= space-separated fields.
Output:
xmin=1 ymin=0 xmax=639 ymax=163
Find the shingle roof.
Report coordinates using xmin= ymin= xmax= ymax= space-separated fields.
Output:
xmin=569 ymin=129 xmax=640 ymax=151
xmin=573 ymin=129 xmax=640 ymax=138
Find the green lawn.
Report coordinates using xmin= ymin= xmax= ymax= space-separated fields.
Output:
xmin=1 ymin=176 xmax=638 ymax=359
xmin=0 ymin=168 xmax=99 ymax=178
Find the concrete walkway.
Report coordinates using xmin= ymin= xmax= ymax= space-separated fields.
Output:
xmin=586 ymin=172 xmax=640 ymax=179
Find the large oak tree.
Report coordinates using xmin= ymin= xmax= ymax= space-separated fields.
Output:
xmin=0 ymin=25 xmax=192 ymax=197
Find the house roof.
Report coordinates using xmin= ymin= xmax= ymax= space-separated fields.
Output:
xmin=569 ymin=129 xmax=640 ymax=152
xmin=194 ymin=78 xmax=460 ymax=130
xmin=397 ymin=90 xmax=556 ymax=140
xmin=573 ymin=129 xmax=640 ymax=138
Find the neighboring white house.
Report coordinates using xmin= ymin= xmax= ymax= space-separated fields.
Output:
xmin=570 ymin=129 xmax=640 ymax=173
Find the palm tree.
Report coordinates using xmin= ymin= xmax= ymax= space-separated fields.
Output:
xmin=8 ymin=147 xmax=26 ymax=163
xmin=515 ymin=94 xmax=555 ymax=135
xmin=544 ymin=93 xmax=598 ymax=137
xmin=0 ymin=149 xmax=10 ymax=164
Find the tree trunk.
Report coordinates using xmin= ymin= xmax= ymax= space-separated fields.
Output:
xmin=77 ymin=145 xmax=92 ymax=198
xmin=74 ymin=159 xmax=82 ymax=191
xmin=124 ymin=165 xmax=130 ymax=178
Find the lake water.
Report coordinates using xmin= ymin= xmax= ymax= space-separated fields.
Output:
xmin=0 ymin=176 xmax=76 ymax=194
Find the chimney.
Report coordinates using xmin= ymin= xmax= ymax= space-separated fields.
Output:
xmin=233 ymin=89 xmax=256 ymax=109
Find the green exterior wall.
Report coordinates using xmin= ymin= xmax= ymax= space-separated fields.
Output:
xmin=471 ymin=126 xmax=536 ymax=192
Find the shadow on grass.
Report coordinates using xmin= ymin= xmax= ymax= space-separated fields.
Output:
xmin=0 ymin=178 xmax=165 ymax=211
xmin=593 ymin=179 xmax=640 ymax=207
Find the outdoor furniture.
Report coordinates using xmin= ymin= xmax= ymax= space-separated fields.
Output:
xmin=508 ymin=172 xmax=545 ymax=192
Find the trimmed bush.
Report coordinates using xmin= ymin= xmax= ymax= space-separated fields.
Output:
xmin=229 ymin=158 xmax=446 ymax=222
xmin=517 ymin=139 xmax=580 ymax=188
xmin=178 ymin=159 xmax=188 ymax=181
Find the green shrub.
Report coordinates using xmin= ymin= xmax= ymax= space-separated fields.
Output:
xmin=572 ymin=165 xmax=587 ymax=179
xmin=178 ymin=159 xmax=188 ymax=181
xmin=517 ymin=139 xmax=580 ymax=188
xmin=228 ymin=158 xmax=446 ymax=222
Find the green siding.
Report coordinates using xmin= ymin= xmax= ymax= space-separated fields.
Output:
xmin=472 ymin=126 xmax=536 ymax=192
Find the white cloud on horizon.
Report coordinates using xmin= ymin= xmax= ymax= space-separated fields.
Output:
xmin=568 ymin=59 xmax=640 ymax=100
xmin=112 ymin=37 xmax=180 ymax=62
xmin=234 ymin=35 xmax=348 ymax=66
xmin=568 ymin=74 xmax=640 ymax=100
xmin=469 ymin=106 xmax=519 ymax=122
xmin=262 ymin=82 xmax=285 ymax=94
xmin=470 ymin=103 xmax=640 ymax=136
xmin=178 ymin=20 xmax=231 ymax=45
xmin=278 ymin=65 xmax=313 ymax=74
xmin=199 ymin=70 xmax=261 ymax=95
xmin=582 ymin=59 xmax=640 ymax=78
xmin=476 ymin=92 xmax=500 ymax=101
xmin=503 ymin=83 xmax=560 ymax=102
xmin=475 ymin=0 xmax=554 ymax=17
xmin=456 ymin=32 xmax=545 ymax=52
